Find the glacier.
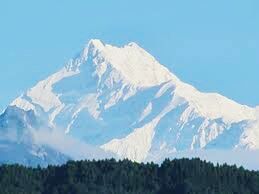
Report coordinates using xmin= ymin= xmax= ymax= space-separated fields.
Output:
xmin=2 ymin=39 xmax=259 ymax=165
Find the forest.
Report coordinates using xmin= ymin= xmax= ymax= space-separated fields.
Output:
xmin=0 ymin=158 xmax=259 ymax=194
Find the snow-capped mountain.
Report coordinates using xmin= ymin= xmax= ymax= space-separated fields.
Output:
xmin=0 ymin=106 xmax=68 ymax=166
xmin=4 ymin=39 xmax=259 ymax=163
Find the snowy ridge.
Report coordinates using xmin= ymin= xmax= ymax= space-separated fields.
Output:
xmin=7 ymin=39 xmax=259 ymax=163
xmin=174 ymin=82 xmax=256 ymax=123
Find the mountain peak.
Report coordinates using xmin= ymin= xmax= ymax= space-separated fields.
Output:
xmin=80 ymin=40 xmax=176 ymax=87
xmin=81 ymin=39 xmax=105 ymax=59
xmin=127 ymin=42 xmax=141 ymax=48
xmin=88 ymin=39 xmax=105 ymax=49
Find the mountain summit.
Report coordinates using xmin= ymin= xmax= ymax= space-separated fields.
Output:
xmin=4 ymin=39 xmax=259 ymax=163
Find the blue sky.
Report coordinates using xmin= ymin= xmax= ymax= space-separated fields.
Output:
xmin=0 ymin=0 xmax=258 ymax=111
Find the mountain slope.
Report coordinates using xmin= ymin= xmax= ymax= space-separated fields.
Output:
xmin=0 ymin=106 xmax=68 ymax=166
xmin=7 ymin=39 xmax=259 ymax=162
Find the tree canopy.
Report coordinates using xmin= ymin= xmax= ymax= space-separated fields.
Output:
xmin=0 ymin=158 xmax=258 ymax=194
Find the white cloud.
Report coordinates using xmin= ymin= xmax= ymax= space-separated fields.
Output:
xmin=30 ymin=128 xmax=115 ymax=160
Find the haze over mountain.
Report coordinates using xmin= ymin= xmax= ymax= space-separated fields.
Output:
xmin=1 ymin=39 xmax=259 ymax=166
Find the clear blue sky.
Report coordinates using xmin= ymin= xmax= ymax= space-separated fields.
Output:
xmin=0 ymin=0 xmax=258 ymax=111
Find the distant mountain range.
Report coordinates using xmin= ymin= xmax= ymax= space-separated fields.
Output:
xmin=1 ymin=39 xmax=259 ymax=166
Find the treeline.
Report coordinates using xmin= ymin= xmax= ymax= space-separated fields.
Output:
xmin=0 ymin=158 xmax=259 ymax=194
